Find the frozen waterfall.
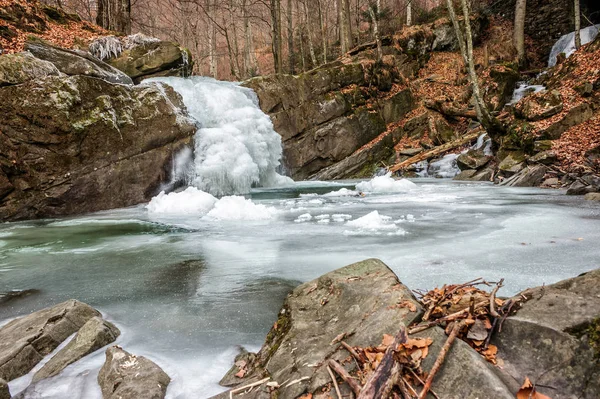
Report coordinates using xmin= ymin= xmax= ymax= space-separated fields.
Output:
xmin=549 ymin=24 xmax=600 ymax=67
xmin=146 ymin=76 xmax=292 ymax=197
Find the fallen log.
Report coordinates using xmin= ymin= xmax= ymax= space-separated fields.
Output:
xmin=358 ymin=326 xmax=408 ymax=399
xmin=389 ymin=129 xmax=482 ymax=173
xmin=424 ymin=99 xmax=478 ymax=120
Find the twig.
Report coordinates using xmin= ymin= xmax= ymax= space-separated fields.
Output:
xmin=498 ymin=299 xmax=517 ymax=333
xmin=417 ymin=321 xmax=464 ymax=399
xmin=402 ymin=376 xmax=419 ymax=398
xmin=340 ymin=341 xmax=363 ymax=363
xmin=407 ymin=368 xmax=440 ymax=399
xmin=328 ymin=359 xmax=362 ymax=395
xmin=284 ymin=376 xmax=309 ymax=388
xmin=408 ymin=300 xmax=488 ymax=334
xmin=327 ymin=365 xmax=342 ymax=399
xmin=489 ymin=278 xmax=504 ymax=318
xmin=229 ymin=377 xmax=270 ymax=398
xmin=398 ymin=375 xmax=414 ymax=399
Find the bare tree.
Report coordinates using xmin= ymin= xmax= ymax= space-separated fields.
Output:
xmin=406 ymin=0 xmax=412 ymax=26
xmin=445 ymin=0 xmax=505 ymax=138
xmin=287 ymin=0 xmax=294 ymax=74
xmin=368 ymin=1 xmax=382 ymax=61
xmin=574 ymin=0 xmax=581 ymax=49
xmin=514 ymin=0 xmax=526 ymax=66
xmin=97 ymin=0 xmax=131 ymax=34
xmin=270 ymin=0 xmax=283 ymax=73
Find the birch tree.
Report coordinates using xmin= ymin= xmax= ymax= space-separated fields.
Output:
xmin=514 ymin=0 xmax=526 ymax=65
xmin=574 ymin=0 xmax=581 ymax=49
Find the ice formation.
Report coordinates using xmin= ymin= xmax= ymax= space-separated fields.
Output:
xmin=147 ymin=77 xmax=292 ymax=197
xmin=204 ymin=196 xmax=278 ymax=221
xmin=549 ymin=24 xmax=600 ymax=67
xmin=355 ymin=173 xmax=417 ymax=193
xmin=147 ymin=187 xmax=217 ymax=215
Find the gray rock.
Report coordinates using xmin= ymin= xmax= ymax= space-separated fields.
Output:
xmin=533 ymin=140 xmax=554 ymax=152
xmin=528 ymin=150 xmax=557 ymax=165
xmin=498 ymin=151 xmax=526 ymax=175
xmin=33 ymin=317 xmax=120 ymax=382
xmin=540 ymin=177 xmax=560 ymax=188
xmin=585 ymin=192 xmax=600 ymax=201
xmin=380 ymin=88 xmax=414 ymax=124
xmin=0 ymin=300 xmax=100 ymax=381
xmin=98 ymin=346 xmax=170 ymax=399
xmin=211 ymin=259 xmax=515 ymax=399
xmin=515 ymin=90 xmax=563 ymax=121
xmin=454 ymin=168 xmax=494 ymax=182
xmin=25 ymin=39 xmax=133 ymax=85
xmin=566 ymin=181 xmax=593 ymax=195
xmin=0 ymin=289 xmax=40 ymax=306
xmin=0 ymin=52 xmax=60 ymax=86
xmin=492 ymin=269 xmax=600 ymax=398
xmin=500 ymin=165 xmax=547 ymax=187
xmin=456 ymin=149 xmax=491 ymax=171
xmin=453 ymin=169 xmax=478 ymax=180
xmin=0 ymin=379 xmax=9 ymax=399
xmin=399 ymin=147 xmax=423 ymax=156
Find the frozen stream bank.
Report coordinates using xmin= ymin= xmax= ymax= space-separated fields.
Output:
xmin=1 ymin=179 xmax=599 ymax=398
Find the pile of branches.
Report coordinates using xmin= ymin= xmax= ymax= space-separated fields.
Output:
xmin=325 ymin=278 xmax=523 ymax=399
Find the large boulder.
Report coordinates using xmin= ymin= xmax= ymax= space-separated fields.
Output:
xmin=24 ymin=39 xmax=133 ymax=85
xmin=0 ymin=75 xmax=196 ymax=221
xmin=0 ymin=51 xmax=60 ymax=86
xmin=500 ymin=165 xmax=548 ymax=187
xmin=456 ymin=149 xmax=492 ymax=171
xmin=0 ymin=300 xmax=100 ymax=381
xmin=514 ymin=90 xmax=563 ymax=122
xmin=492 ymin=269 xmax=600 ymax=398
xmin=211 ymin=259 xmax=514 ymax=399
xmin=90 ymin=35 xmax=193 ymax=83
xmin=33 ymin=317 xmax=120 ymax=382
xmin=98 ymin=346 xmax=171 ymax=399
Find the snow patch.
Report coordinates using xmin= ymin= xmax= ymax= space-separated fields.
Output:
xmin=204 ymin=196 xmax=278 ymax=221
xmin=355 ymin=173 xmax=417 ymax=193
xmin=147 ymin=188 xmax=217 ymax=215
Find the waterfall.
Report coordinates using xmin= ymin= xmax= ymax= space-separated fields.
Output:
xmin=548 ymin=24 xmax=600 ymax=67
xmin=147 ymin=77 xmax=292 ymax=197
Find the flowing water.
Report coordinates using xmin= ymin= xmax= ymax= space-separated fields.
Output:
xmin=2 ymin=179 xmax=600 ymax=398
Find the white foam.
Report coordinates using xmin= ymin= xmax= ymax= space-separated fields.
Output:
xmin=146 ymin=187 xmax=217 ymax=215
xmin=355 ymin=173 xmax=417 ymax=193
xmin=204 ymin=196 xmax=278 ymax=221
xmin=294 ymin=213 xmax=312 ymax=223
xmin=146 ymin=77 xmax=293 ymax=196
xmin=323 ymin=188 xmax=358 ymax=197
xmin=509 ymin=83 xmax=546 ymax=105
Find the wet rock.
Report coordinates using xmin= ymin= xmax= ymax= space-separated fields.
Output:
xmin=0 ymin=51 xmax=60 ymax=86
xmin=492 ymin=269 xmax=600 ymax=398
xmin=528 ymin=150 xmax=557 ymax=165
xmin=514 ymin=90 xmax=563 ymax=121
xmin=211 ymin=259 xmax=514 ymax=399
xmin=485 ymin=66 xmax=520 ymax=111
xmin=0 ymin=300 xmax=100 ymax=381
xmin=453 ymin=169 xmax=478 ymax=180
xmin=540 ymin=177 xmax=560 ymax=188
xmin=98 ymin=36 xmax=192 ymax=83
xmin=0 ymin=379 xmax=9 ymax=399
xmin=0 ymin=289 xmax=40 ymax=306
xmin=498 ymin=151 xmax=526 ymax=175
xmin=500 ymin=165 xmax=547 ymax=187
xmin=98 ymin=346 xmax=170 ymax=399
xmin=454 ymin=167 xmax=494 ymax=182
xmin=403 ymin=112 xmax=429 ymax=139
xmin=585 ymin=192 xmax=600 ymax=201
xmin=399 ymin=147 xmax=423 ymax=156
xmin=33 ymin=317 xmax=120 ymax=382
xmin=0 ymin=75 xmax=196 ymax=221
xmin=25 ymin=39 xmax=132 ymax=85
xmin=456 ymin=149 xmax=491 ymax=171
xmin=380 ymin=89 xmax=414 ymax=124
xmin=566 ymin=180 xmax=596 ymax=195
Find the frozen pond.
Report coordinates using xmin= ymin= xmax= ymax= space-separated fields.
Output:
xmin=1 ymin=179 xmax=599 ymax=398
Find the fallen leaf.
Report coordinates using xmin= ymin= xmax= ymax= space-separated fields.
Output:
xmin=234 ymin=368 xmax=246 ymax=378
xmin=382 ymin=334 xmax=395 ymax=347
xmin=516 ymin=377 xmax=553 ymax=399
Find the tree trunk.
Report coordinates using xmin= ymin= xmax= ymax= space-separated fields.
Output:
xmin=574 ymin=0 xmax=581 ymax=49
xmin=242 ymin=0 xmax=257 ymax=77
xmin=369 ymin=1 xmax=383 ymax=61
xmin=343 ymin=0 xmax=353 ymax=50
xmin=318 ymin=0 xmax=327 ymax=64
xmin=304 ymin=0 xmax=318 ymax=67
xmin=337 ymin=0 xmax=347 ymax=53
xmin=287 ymin=0 xmax=295 ymax=74
xmin=406 ymin=0 xmax=412 ymax=26
xmin=445 ymin=0 xmax=505 ymax=139
xmin=270 ymin=0 xmax=283 ymax=73
xmin=208 ymin=0 xmax=217 ymax=78
xmin=514 ymin=0 xmax=526 ymax=66
xmin=97 ymin=0 xmax=131 ymax=34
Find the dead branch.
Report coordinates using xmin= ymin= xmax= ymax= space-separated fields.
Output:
xmin=229 ymin=377 xmax=270 ymax=399
xmin=358 ymin=326 xmax=408 ymax=399
xmin=401 ymin=376 xmax=418 ymax=398
xmin=408 ymin=300 xmax=488 ymax=334
xmin=340 ymin=341 xmax=363 ymax=363
xmin=407 ymin=368 xmax=441 ymax=399
xmin=327 ymin=365 xmax=342 ymax=399
xmin=389 ymin=129 xmax=482 ymax=173
xmin=489 ymin=278 xmax=504 ymax=318
xmin=328 ymin=359 xmax=362 ymax=395
xmin=417 ymin=321 xmax=464 ymax=399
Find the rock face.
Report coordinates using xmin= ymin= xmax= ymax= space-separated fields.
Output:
xmin=211 ymin=259 xmax=515 ymax=399
xmin=0 ymin=379 xmax=9 ymax=399
xmin=25 ymin=39 xmax=133 ymax=85
xmin=492 ymin=269 xmax=600 ymax=399
xmin=98 ymin=346 xmax=171 ymax=399
xmin=0 ymin=73 xmax=196 ymax=221
xmin=90 ymin=35 xmax=193 ymax=84
xmin=0 ymin=300 xmax=100 ymax=382
xmin=33 ymin=317 xmax=120 ymax=382
xmin=0 ymin=51 xmax=59 ymax=86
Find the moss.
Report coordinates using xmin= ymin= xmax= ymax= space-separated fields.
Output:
xmin=263 ymin=304 xmax=292 ymax=362
xmin=587 ymin=318 xmax=600 ymax=359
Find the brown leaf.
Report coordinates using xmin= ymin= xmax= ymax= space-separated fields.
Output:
xmin=516 ymin=377 xmax=553 ymax=399
xmin=234 ymin=368 xmax=246 ymax=378
xmin=382 ymin=334 xmax=395 ymax=347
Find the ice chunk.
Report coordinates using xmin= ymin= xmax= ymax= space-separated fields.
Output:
xmin=204 ymin=196 xmax=278 ymax=221
xmin=146 ymin=187 xmax=217 ymax=215
xmin=346 ymin=211 xmax=397 ymax=231
xmin=323 ymin=188 xmax=358 ymax=197
xmin=355 ymin=173 xmax=417 ymax=193
xmin=294 ymin=213 xmax=312 ymax=223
